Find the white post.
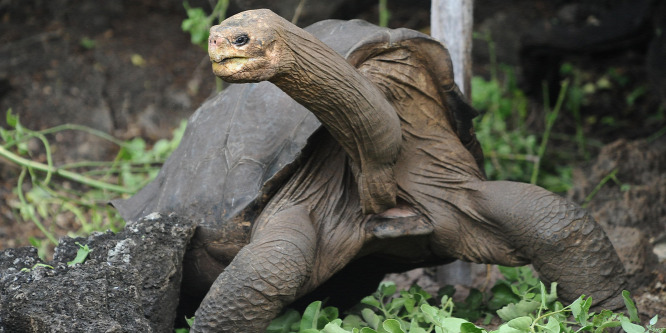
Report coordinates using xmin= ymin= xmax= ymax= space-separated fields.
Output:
xmin=430 ymin=0 xmax=474 ymax=97
xmin=431 ymin=0 xmax=480 ymax=286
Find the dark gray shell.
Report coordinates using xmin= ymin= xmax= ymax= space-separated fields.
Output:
xmin=112 ymin=19 xmax=482 ymax=229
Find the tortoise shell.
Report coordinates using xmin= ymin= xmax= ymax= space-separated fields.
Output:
xmin=112 ymin=18 xmax=483 ymax=239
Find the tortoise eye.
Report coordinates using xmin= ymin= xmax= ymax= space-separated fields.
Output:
xmin=232 ymin=35 xmax=249 ymax=46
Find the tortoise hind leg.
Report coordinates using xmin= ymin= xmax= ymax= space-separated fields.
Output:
xmin=455 ymin=180 xmax=627 ymax=310
xmin=190 ymin=206 xmax=316 ymax=333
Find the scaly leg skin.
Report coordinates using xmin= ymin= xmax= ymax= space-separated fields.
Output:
xmin=190 ymin=206 xmax=316 ymax=333
xmin=460 ymin=180 xmax=628 ymax=310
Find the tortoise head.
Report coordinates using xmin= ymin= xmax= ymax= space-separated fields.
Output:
xmin=208 ymin=9 xmax=292 ymax=83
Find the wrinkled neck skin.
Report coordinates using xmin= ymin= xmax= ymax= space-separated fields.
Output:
xmin=269 ymin=22 xmax=401 ymax=214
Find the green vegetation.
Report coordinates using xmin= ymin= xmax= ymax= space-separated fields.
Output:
xmin=471 ymin=31 xmax=574 ymax=193
xmin=182 ymin=0 xmax=230 ymax=50
xmin=263 ymin=267 xmax=663 ymax=333
xmin=66 ymin=242 xmax=91 ymax=266
xmin=175 ymin=266 xmax=663 ymax=332
xmin=0 ymin=109 xmax=186 ymax=258
xmin=378 ymin=0 xmax=391 ymax=27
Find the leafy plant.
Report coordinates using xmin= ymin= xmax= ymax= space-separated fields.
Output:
xmin=472 ymin=31 xmax=577 ymax=193
xmin=66 ymin=242 xmax=91 ymax=266
xmin=1 ymin=109 xmax=186 ymax=252
xmin=261 ymin=266 xmax=664 ymax=333
xmin=181 ymin=0 xmax=229 ymax=50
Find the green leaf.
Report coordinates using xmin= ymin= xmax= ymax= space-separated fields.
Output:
xmin=387 ymin=297 xmax=406 ymax=314
xmin=266 ymin=309 xmax=300 ymax=333
xmin=362 ymin=308 xmax=381 ymax=330
xmin=408 ymin=319 xmax=428 ymax=333
xmin=539 ymin=282 xmax=547 ymax=308
xmin=379 ymin=281 xmax=397 ymax=298
xmin=79 ymin=37 xmax=96 ymax=49
xmin=498 ymin=266 xmax=519 ymax=282
xmin=489 ymin=284 xmax=521 ymax=310
xmin=403 ymin=297 xmax=416 ymax=314
xmin=28 ymin=236 xmax=42 ymax=248
xmin=301 ymin=301 xmax=322 ymax=330
xmin=438 ymin=285 xmax=456 ymax=299
xmin=408 ymin=284 xmax=432 ymax=302
xmin=466 ymin=288 xmax=484 ymax=308
xmin=622 ymin=290 xmax=640 ymax=323
xmin=454 ymin=288 xmax=484 ymax=321
xmin=543 ymin=317 xmax=560 ymax=333
xmin=496 ymin=317 xmax=534 ymax=333
xmin=67 ymin=242 xmax=90 ymax=266
xmin=592 ymin=309 xmax=615 ymax=326
xmin=181 ymin=2 xmax=212 ymax=48
xmin=362 ymin=296 xmax=381 ymax=308
xmin=360 ymin=328 xmax=379 ymax=333
xmin=649 ymin=315 xmax=658 ymax=326
xmin=420 ymin=304 xmax=441 ymax=326
xmin=496 ymin=300 xmax=540 ymax=321
xmin=0 ymin=127 xmax=11 ymax=143
xmin=506 ymin=317 xmax=532 ymax=331
xmin=6 ymin=108 xmax=17 ymax=128
xmin=546 ymin=282 xmax=558 ymax=304
xmin=382 ymin=319 xmax=405 ymax=333
xmin=342 ymin=315 xmax=364 ymax=330
xmin=318 ymin=306 xmax=340 ymax=328
xmin=322 ymin=320 xmax=348 ymax=333
xmin=570 ymin=296 xmax=592 ymax=326
xmin=460 ymin=322 xmax=484 ymax=333
xmin=496 ymin=323 xmax=525 ymax=333
xmin=594 ymin=320 xmax=621 ymax=333
xmin=620 ymin=317 xmax=646 ymax=333
xmin=438 ymin=318 xmax=471 ymax=333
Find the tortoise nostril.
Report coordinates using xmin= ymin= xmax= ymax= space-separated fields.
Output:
xmin=209 ymin=37 xmax=222 ymax=46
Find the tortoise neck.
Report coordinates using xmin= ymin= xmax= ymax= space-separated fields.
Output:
xmin=268 ymin=23 xmax=402 ymax=214
xmin=269 ymin=29 xmax=378 ymax=144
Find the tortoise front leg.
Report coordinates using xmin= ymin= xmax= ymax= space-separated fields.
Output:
xmin=454 ymin=180 xmax=628 ymax=310
xmin=191 ymin=206 xmax=316 ymax=333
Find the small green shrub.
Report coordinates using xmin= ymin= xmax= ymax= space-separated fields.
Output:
xmin=471 ymin=30 xmax=577 ymax=193
xmin=181 ymin=0 xmax=229 ymax=50
xmin=261 ymin=266 xmax=663 ymax=333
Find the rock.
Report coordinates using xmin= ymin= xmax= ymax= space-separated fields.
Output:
xmin=605 ymin=226 xmax=659 ymax=289
xmin=0 ymin=213 xmax=196 ymax=333
xmin=569 ymin=137 xmax=666 ymax=235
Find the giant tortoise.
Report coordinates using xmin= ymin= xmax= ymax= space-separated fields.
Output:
xmin=113 ymin=9 xmax=627 ymax=332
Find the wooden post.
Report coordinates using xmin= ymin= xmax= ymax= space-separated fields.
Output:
xmin=431 ymin=0 xmax=481 ymax=286
xmin=430 ymin=0 xmax=474 ymax=97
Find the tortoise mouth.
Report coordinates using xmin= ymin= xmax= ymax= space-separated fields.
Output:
xmin=220 ymin=56 xmax=248 ymax=63
xmin=212 ymin=57 xmax=250 ymax=77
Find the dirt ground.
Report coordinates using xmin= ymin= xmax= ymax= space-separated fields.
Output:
xmin=1 ymin=0 xmax=665 ymax=324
